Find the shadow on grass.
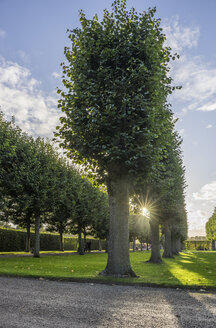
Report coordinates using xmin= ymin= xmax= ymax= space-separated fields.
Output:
xmin=167 ymin=252 xmax=216 ymax=287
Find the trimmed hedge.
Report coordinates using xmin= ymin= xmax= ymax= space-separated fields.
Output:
xmin=64 ymin=236 xmax=78 ymax=251
xmin=185 ymin=240 xmax=211 ymax=251
xmin=0 ymin=228 xmax=26 ymax=252
xmin=0 ymin=227 xmax=106 ymax=252
xmin=85 ymin=238 xmax=106 ymax=251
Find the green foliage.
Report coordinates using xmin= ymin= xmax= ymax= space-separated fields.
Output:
xmin=206 ymin=208 xmax=216 ymax=241
xmin=0 ymin=227 xmax=26 ymax=252
xmin=0 ymin=227 xmax=60 ymax=252
xmin=129 ymin=214 xmax=150 ymax=243
xmin=185 ymin=240 xmax=211 ymax=251
xmin=0 ymin=227 xmax=106 ymax=252
xmin=0 ymin=112 xmax=108 ymax=255
xmin=63 ymin=237 xmax=78 ymax=251
xmin=56 ymin=0 xmax=178 ymax=181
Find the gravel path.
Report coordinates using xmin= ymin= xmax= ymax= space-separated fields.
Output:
xmin=0 ymin=276 xmax=216 ymax=328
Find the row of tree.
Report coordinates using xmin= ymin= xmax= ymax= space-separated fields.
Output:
xmin=0 ymin=112 xmax=109 ymax=256
xmin=206 ymin=208 xmax=216 ymax=250
xmin=55 ymin=0 xmax=188 ymax=276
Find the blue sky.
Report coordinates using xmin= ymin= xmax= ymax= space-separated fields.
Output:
xmin=0 ymin=0 xmax=216 ymax=236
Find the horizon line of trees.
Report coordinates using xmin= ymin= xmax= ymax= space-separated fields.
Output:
xmin=0 ymin=111 xmax=109 ymax=256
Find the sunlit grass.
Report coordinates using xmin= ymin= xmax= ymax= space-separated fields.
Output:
xmin=0 ymin=251 xmax=215 ymax=289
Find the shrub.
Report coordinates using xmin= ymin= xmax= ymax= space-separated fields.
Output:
xmin=0 ymin=228 xmax=105 ymax=252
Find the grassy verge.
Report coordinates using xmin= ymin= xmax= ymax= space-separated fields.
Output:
xmin=0 ymin=251 xmax=215 ymax=290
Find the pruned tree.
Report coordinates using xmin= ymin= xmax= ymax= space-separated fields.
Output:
xmin=56 ymin=0 xmax=179 ymax=276
xmin=206 ymin=208 xmax=216 ymax=250
xmin=45 ymin=162 xmax=79 ymax=251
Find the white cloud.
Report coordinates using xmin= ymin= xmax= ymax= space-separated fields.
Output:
xmin=0 ymin=56 xmax=60 ymax=138
xmin=206 ymin=124 xmax=213 ymax=129
xmin=179 ymin=128 xmax=184 ymax=135
xmin=186 ymin=197 xmax=214 ymax=236
xmin=171 ymin=56 xmax=216 ymax=112
xmin=164 ymin=20 xmax=216 ymax=114
xmin=0 ymin=29 xmax=6 ymax=38
xmin=163 ymin=17 xmax=200 ymax=52
xmin=198 ymin=101 xmax=216 ymax=112
xmin=193 ymin=181 xmax=216 ymax=201
xmin=17 ymin=50 xmax=30 ymax=65
xmin=51 ymin=71 xmax=61 ymax=79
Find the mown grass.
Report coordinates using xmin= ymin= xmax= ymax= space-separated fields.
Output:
xmin=0 ymin=251 xmax=215 ymax=289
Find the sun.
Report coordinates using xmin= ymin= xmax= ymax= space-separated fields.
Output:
xmin=142 ymin=207 xmax=150 ymax=217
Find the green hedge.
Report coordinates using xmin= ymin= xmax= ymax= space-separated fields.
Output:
xmin=0 ymin=228 xmax=105 ymax=252
xmin=185 ymin=240 xmax=211 ymax=251
xmin=85 ymin=238 xmax=106 ymax=251
xmin=0 ymin=228 xmax=26 ymax=252
xmin=64 ymin=236 xmax=78 ymax=251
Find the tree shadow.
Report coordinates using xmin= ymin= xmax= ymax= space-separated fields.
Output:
xmin=168 ymin=252 xmax=216 ymax=287
xmin=1 ymin=274 xmax=216 ymax=327
xmin=164 ymin=288 xmax=216 ymax=328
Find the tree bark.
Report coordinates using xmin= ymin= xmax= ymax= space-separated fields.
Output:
xmin=212 ymin=240 xmax=215 ymax=251
xmin=132 ymin=236 xmax=136 ymax=252
xmin=163 ymin=222 xmax=173 ymax=258
xmin=176 ymin=237 xmax=181 ymax=253
xmin=25 ymin=217 xmax=31 ymax=252
xmin=148 ymin=219 xmax=162 ymax=263
xmin=59 ymin=229 xmax=64 ymax=251
xmin=171 ymin=232 xmax=179 ymax=255
xmin=101 ymin=175 xmax=137 ymax=277
xmin=98 ymin=239 xmax=102 ymax=251
xmin=83 ymin=228 xmax=87 ymax=251
xmin=34 ymin=212 xmax=40 ymax=258
xmin=78 ymin=228 xmax=84 ymax=255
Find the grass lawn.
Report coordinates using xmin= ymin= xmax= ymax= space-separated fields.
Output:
xmin=0 ymin=251 xmax=215 ymax=290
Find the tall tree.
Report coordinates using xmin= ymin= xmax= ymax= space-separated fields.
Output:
xmin=56 ymin=0 xmax=178 ymax=276
xmin=206 ymin=208 xmax=216 ymax=250
xmin=45 ymin=162 xmax=79 ymax=251
xmin=0 ymin=118 xmax=60 ymax=257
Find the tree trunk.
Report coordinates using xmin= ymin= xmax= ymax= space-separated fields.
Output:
xmin=34 ymin=212 xmax=40 ymax=258
xmin=78 ymin=228 xmax=84 ymax=255
xmin=83 ymin=228 xmax=87 ymax=251
xmin=171 ymin=232 xmax=179 ymax=255
xmin=163 ymin=223 xmax=173 ymax=258
xmin=212 ymin=240 xmax=215 ymax=251
xmin=98 ymin=239 xmax=102 ymax=251
xmin=146 ymin=242 xmax=149 ymax=251
xmin=101 ymin=175 xmax=136 ymax=277
xmin=176 ymin=237 xmax=181 ymax=253
xmin=132 ymin=236 xmax=136 ymax=252
xmin=25 ymin=218 xmax=31 ymax=252
xmin=148 ymin=219 xmax=162 ymax=263
xmin=59 ymin=229 xmax=64 ymax=251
